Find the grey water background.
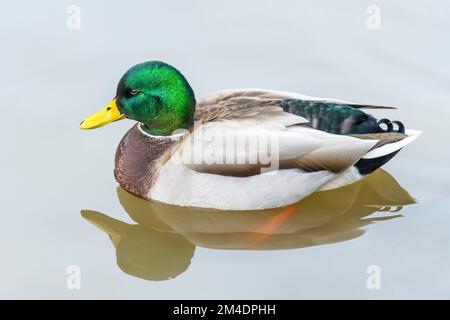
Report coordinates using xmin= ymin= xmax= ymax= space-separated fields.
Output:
xmin=1 ymin=0 xmax=449 ymax=299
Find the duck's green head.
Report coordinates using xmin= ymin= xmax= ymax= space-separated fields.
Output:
xmin=80 ymin=61 xmax=196 ymax=136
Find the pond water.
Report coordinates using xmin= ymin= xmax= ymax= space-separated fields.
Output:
xmin=1 ymin=0 xmax=449 ymax=299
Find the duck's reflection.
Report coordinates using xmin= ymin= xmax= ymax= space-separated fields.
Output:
xmin=81 ymin=169 xmax=415 ymax=281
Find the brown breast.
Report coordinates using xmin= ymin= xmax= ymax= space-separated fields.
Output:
xmin=114 ymin=124 xmax=179 ymax=199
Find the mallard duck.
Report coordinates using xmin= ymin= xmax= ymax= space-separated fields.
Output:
xmin=81 ymin=169 xmax=415 ymax=280
xmin=80 ymin=61 xmax=421 ymax=210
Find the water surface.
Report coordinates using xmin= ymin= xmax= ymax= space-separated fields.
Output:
xmin=1 ymin=0 xmax=449 ymax=299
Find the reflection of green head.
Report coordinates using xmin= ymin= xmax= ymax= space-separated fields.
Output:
xmin=115 ymin=61 xmax=196 ymax=136
xmin=116 ymin=226 xmax=194 ymax=281
xmin=81 ymin=210 xmax=195 ymax=281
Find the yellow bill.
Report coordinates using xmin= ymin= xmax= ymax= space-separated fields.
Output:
xmin=80 ymin=99 xmax=126 ymax=130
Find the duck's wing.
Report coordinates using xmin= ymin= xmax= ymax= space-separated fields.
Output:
xmin=194 ymin=89 xmax=309 ymax=125
xmin=186 ymin=89 xmax=395 ymax=176
xmin=194 ymin=89 xmax=396 ymax=124
xmin=175 ymin=117 xmax=378 ymax=177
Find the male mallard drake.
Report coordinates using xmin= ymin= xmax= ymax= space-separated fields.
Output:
xmin=80 ymin=61 xmax=420 ymax=210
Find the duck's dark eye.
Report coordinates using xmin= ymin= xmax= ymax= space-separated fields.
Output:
xmin=128 ymin=89 xmax=140 ymax=96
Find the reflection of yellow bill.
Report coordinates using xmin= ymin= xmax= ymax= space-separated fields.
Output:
xmin=80 ymin=99 xmax=125 ymax=129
